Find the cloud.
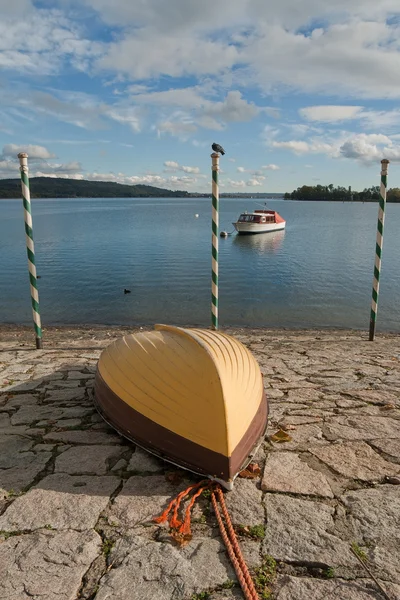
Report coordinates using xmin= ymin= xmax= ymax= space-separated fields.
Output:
xmin=134 ymin=88 xmax=265 ymax=135
xmin=237 ymin=166 xmax=246 ymax=173
xmin=156 ymin=120 xmax=198 ymax=137
xmin=269 ymin=128 xmax=400 ymax=164
xmin=164 ymin=161 xmax=179 ymax=169
xmin=228 ymin=179 xmax=246 ymax=188
xmin=261 ymin=164 xmax=280 ymax=170
xmin=2 ymin=144 xmax=56 ymax=160
xmin=299 ymin=106 xmax=363 ymax=122
xmin=246 ymin=177 xmax=265 ymax=186
xmin=300 ymin=105 xmax=400 ymax=130
xmin=0 ymin=88 xmax=145 ymax=133
xmin=85 ymin=171 xmax=200 ymax=190
xmin=164 ymin=161 xmax=200 ymax=174
xmin=339 ymin=133 xmax=399 ymax=162
xmin=34 ymin=172 xmax=85 ymax=180
xmin=272 ymin=140 xmax=311 ymax=154
xmin=0 ymin=8 xmax=103 ymax=76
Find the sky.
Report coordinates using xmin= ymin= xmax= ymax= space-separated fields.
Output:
xmin=1 ymin=0 xmax=400 ymax=193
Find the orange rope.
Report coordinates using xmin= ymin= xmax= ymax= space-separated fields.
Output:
xmin=153 ymin=480 xmax=260 ymax=600
xmin=153 ymin=480 xmax=206 ymax=526
xmin=214 ymin=486 xmax=259 ymax=598
xmin=211 ymin=487 xmax=259 ymax=600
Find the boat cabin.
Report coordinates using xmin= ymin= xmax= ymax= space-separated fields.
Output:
xmin=238 ymin=210 xmax=276 ymax=224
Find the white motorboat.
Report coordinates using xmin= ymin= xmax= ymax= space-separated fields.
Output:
xmin=233 ymin=209 xmax=286 ymax=235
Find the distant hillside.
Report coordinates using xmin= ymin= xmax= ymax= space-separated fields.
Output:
xmin=0 ymin=177 xmax=190 ymax=199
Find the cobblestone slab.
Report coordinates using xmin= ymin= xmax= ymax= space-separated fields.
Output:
xmin=261 ymin=452 xmax=334 ymax=497
xmin=0 ymin=326 xmax=399 ymax=599
xmin=0 ymin=529 xmax=101 ymax=600
xmin=0 ymin=474 xmax=120 ymax=531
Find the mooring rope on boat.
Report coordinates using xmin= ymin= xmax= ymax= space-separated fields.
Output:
xmin=153 ymin=481 xmax=260 ymax=600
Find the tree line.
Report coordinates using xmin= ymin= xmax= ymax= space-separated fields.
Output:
xmin=0 ymin=177 xmax=190 ymax=199
xmin=284 ymin=184 xmax=400 ymax=202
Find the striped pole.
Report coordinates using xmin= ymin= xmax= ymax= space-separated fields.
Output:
xmin=211 ymin=152 xmax=220 ymax=330
xmin=369 ymin=159 xmax=389 ymax=341
xmin=18 ymin=153 xmax=43 ymax=349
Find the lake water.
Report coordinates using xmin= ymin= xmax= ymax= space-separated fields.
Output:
xmin=1 ymin=198 xmax=399 ymax=331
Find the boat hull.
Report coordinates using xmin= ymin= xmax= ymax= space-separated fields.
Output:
xmin=94 ymin=325 xmax=268 ymax=489
xmin=94 ymin=372 xmax=267 ymax=488
xmin=233 ymin=221 xmax=286 ymax=234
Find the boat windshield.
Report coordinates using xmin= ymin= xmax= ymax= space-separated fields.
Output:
xmin=238 ymin=214 xmax=256 ymax=222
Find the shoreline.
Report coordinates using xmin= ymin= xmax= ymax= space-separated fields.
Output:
xmin=1 ymin=323 xmax=399 ymax=348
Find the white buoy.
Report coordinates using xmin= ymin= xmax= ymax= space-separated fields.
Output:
xmin=220 ymin=231 xmax=228 ymax=238
xmin=195 ymin=214 xmax=199 ymax=218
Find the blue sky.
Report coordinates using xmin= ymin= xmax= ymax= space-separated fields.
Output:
xmin=1 ymin=0 xmax=400 ymax=192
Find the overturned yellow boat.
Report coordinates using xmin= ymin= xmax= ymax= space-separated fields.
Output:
xmin=94 ymin=325 xmax=267 ymax=489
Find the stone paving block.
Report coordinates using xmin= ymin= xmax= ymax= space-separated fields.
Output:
xmin=54 ymin=418 xmax=83 ymax=428
xmin=2 ymin=378 xmax=44 ymax=393
xmin=0 ymin=393 xmax=38 ymax=410
xmin=310 ymin=441 xmax=400 ymax=482
xmin=95 ymin=535 xmax=232 ymax=600
xmin=0 ymin=434 xmax=35 ymax=468
xmin=369 ymin=438 xmax=400 ymax=460
xmin=67 ymin=371 xmax=94 ymax=380
xmin=43 ymin=429 xmax=123 ymax=445
xmin=11 ymin=404 xmax=91 ymax=425
xmin=225 ymin=478 xmax=264 ymax=526
xmin=43 ymin=388 xmax=86 ymax=402
xmin=342 ymin=485 xmax=400 ymax=582
xmin=269 ymin=424 xmax=324 ymax=450
xmin=128 ymin=448 xmax=165 ymax=472
xmin=263 ymin=494 xmax=355 ymax=567
xmin=109 ymin=475 xmax=177 ymax=527
xmin=273 ymin=576 xmax=385 ymax=600
xmin=0 ymin=529 xmax=101 ymax=600
xmin=0 ymin=451 xmax=52 ymax=492
xmin=0 ymin=473 xmax=120 ymax=531
xmin=262 ymin=452 xmax=334 ymax=497
xmin=346 ymin=390 xmax=399 ymax=406
xmin=324 ymin=415 xmax=400 ymax=441
xmin=55 ymin=444 xmax=128 ymax=475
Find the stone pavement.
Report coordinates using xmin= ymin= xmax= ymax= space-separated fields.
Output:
xmin=0 ymin=326 xmax=399 ymax=600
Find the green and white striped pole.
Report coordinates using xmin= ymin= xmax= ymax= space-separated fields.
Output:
xmin=18 ymin=153 xmax=43 ymax=349
xmin=211 ymin=152 xmax=220 ymax=329
xmin=369 ymin=158 xmax=389 ymax=342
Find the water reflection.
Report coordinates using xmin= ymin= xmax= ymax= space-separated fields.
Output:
xmin=232 ymin=230 xmax=285 ymax=254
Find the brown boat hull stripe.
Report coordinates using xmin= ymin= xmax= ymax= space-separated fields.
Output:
xmin=94 ymin=371 xmax=268 ymax=482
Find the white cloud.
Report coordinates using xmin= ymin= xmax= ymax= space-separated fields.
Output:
xmin=2 ymin=144 xmax=56 ymax=159
xmin=300 ymin=105 xmax=400 ymax=130
xmin=299 ymin=106 xmax=363 ymax=122
xmin=261 ymin=164 xmax=280 ymax=170
xmin=163 ymin=161 xmax=200 ymax=174
xmin=229 ymin=179 xmax=246 ymax=188
xmin=157 ymin=120 xmax=198 ymax=137
xmin=339 ymin=133 xmax=399 ymax=162
xmin=85 ymin=171 xmax=199 ymax=190
xmin=164 ymin=161 xmax=179 ymax=169
xmin=237 ymin=166 xmax=246 ymax=173
xmin=246 ymin=178 xmax=264 ymax=186
xmin=272 ymin=140 xmax=310 ymax=154
xmin=0 ymin=8 xmax=103 ymax=75
xmin=34 ymin=172 xmax=85 ymax=180
xmin=133 ymin=88 xmax=265 ymax=135
xmin=181 ymin=165 xmax=200 ymax=173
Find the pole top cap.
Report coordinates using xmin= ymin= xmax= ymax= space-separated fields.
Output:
xmin=18 ymin=152 xmax=28 ymax=158
xmin=381 ymin=158 xmax=390 ymax=164
xmin=211 ymin=152 xmax=219 ymax=158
